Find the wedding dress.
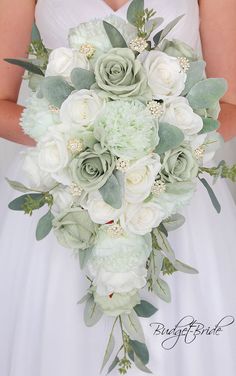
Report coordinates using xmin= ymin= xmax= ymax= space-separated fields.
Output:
xmin=0 ymin=1 xmax=236 ymax=375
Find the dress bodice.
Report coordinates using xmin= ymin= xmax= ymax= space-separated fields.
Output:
xmin=35 ymin=0 xmax=201 ymax=51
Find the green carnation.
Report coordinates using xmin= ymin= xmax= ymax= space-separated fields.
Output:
xmin=94 ymin=100 xmax=159 ymax=160
xmin=53 ymin=207 xmax=98 ymax=250
xmin=93 ymin=48 xmax=151 ymax=100
xmin=160 ymin=145 xmax=199 ymax=183
xmin=69 ymin=144 xmax=115 ymax=192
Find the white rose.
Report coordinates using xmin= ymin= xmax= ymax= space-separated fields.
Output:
xmin=87 ymin=230 xmax=151 ymax=295
xmin=143 ymin=51 xmax=187 ymax=98
xmin=21 ymin=149 xmax=55 ymax=190
xmin=60 ymin=90 xmax=104 ymax=129
xmin=38 ymin=131 xmax=69 ymax=173
xmin=45 ymin=47 xmax=89 ymax=81
xmin=121 ymin=201 xmax=166 ymax=235
xmin=51 ymin=187 xmax=73 ymax=214
xmin=84 ymin=191 xmax=122 ymax=224
xmin=161 ymin=97 xmax=203 ymax=136
xmin=125 ymin=154 xmax=161 ymax=203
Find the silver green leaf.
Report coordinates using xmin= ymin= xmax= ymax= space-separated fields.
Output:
xmin=134 ymin=300 xmax=158 ymax=318
xmin=103 ymin=21 xmax=127 ymax=48
xmin=70 ymin=68 xmax=95 ymax=90
xmin=174 ymin=259 xmax=198 ymax=274
xmin=163 ymin=213 xmax=185 ymax=231
xmin=133 ymin=353 xmax=152 ymax=374
xmin=99 ymin=174 xmax=122 ymax=209
xmin=153 ymin=15 xmax=184 ymax=45
xmin=5 ymin=178 xmax=32 ymax=193
xmin=107 ymin=356 xmax=119 ymax=374
xmin=155 ymin=122 xmax=184 ymax=155
xmin=39 ymin=76 xmax=74 ymax=107
xmin=4 ymin=58 xmax=44 ymax=76
xmin=153 ymin=278 xmax=171 ymax=303
xmin=187 ymin=78 xmax=228 ymax=110
xmin=199 ymin=177 xmax=221 ymax=213
xmin=182 ymin=60 xmax=206 ymax=95
xmin=31 ymin=23 xmax=41 ymax=42
xmin=77 ymin=293 xmax=91 ymax=305
xmin=199 ymin=118 xmax=219 ymax=134
xmin=127 ymin=0 xmax=144 ymax=26
xmin=79 ymin=247 xmax=93 ymax=269
xmin=36 ymin=210 xmax=54 ymax=241
xmin=8 ymin=193 xmax=44 ymax=211
xmin=153 ymin=229 xmax=176 ymax=263
xmin=84 ymin=294 xmax=103 ymax=327
xmin=121 ymin=309 xmax=145 ymax=342
xmin=129 ymin=340 xmax=149 ymax=365
xmin=100 ymin=333 xmax=115 ymax=372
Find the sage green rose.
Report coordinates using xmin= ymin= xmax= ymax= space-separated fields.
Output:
xmin=53 ymin=207 xmax=98 ymax=250
xmin=69 ymin=144 xmax=115 ymax=192
xmin=93 ymin=48 xmax=151 ymax=100
xmin=160 ymin=39 xmax=198 ymax=61
xmin=94 ymin=289 xmax=140 ymax=316
xmin=160 ymin=145 xmax=199 ymax=183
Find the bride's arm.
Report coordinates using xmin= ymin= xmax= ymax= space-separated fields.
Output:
xmin=0 ymin=0 xmax=35 ymax=146
xmin=199 ymin=0 xmax=236 ymax=141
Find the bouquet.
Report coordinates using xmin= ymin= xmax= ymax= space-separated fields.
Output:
xmin=5 ymin=0 xmax=236 ymax=374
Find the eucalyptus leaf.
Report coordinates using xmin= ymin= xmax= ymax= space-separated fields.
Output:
xmin=77 ymin=293 xmax=91 ymax=304
xmin=145 ymin=17 xmax=164 ymax=33
xmin=163 ymin=213 xmax=185 ymax=231
xmin=84 ymin=295 xmax=103 ymax=327
xmin=70 ymin=68 xmax=95 ymax=90
xmin=5 ymin=178 xmax=32 ymax=193
xmin=187 ymin=78 xmax=228 ymax=110
xmin=31 ymin=23 xmax=41 ymax=42
xmin=100 ymin=334 xmax=115 ymax=372
xmin=155 ymin=122 xmax=184 ymax=155
xmin=153 ymin=229 xmax=176 ymax=263
xmin=174 ymin=259 xmax=198 ymax=274
xmin=153 ymin=278 xmax=171 ymax=303
xmin=39 ymin=76 xmax=74 ymax=108
xmin=153 ymin=15 xmax=184 ymax=45
xmin=134 ymin=300 xmax=158 ymax=318
xmin=129 ymin=340 xmax=149 ymax=365
xmin=133 ymin=353 xmax=152 ymax=374
xmin=127 ymin=0 xmax=144 ymax=25
xmin=103 ymin=21 xmax=127 ymax=48
xmin=158 ymin=222 xmax=168 ymax=237
xmin=36 ymin=210 xmax=54 ymax=241
xmin=198 ymin=118 xmax=219 ymax=134
xmin=107 ymin=356 xmax=119 ymax=374
xmin=121 ymin=310 xmax=145 ymax=342
xmin=79 ymin=247 xmax=93 ymax=269
xmin=199 ymin=177 xmax=221 ymax=213
xmin=4 ymin=58 xmax=44 ymax=76
xmin=99 ymin=174 xmax=122 ymax=209
xmin=182 ymin=60 xmax=206 ymax=95
xmin=8 ymin=193 xmax=44 ymax=211
xmin=152 ymin=250 xmax=165 ymax=277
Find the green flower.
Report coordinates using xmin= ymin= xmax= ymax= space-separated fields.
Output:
xmin=69 ymin=144 xmax=115 ymax=191
xmin=94 ymin=289 xmax=140 ymax=316
xmin=160 ymin=145 xmax=199 ymax=183
xmin=53 ymin=207 xmax=98 ymax=250
xmin=94 ymin=100 xmax=159 ymax=160
xmin=93 ymin=48 xmax=151 ymax=100
xmin=160 ymin=39 xmax=198 ymax=61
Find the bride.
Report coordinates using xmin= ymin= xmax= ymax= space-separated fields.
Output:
xmin=0 ymin=0 xmax=236 ymax=375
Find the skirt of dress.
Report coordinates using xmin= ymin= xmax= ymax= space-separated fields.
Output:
xmin=0 ymin=156 xmax=236 ymax=376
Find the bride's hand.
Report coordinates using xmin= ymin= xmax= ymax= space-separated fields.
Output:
xmin=200 ymin=0 xmax=236 ymax=141
xmin=0 ymin=0 xmax=36 ymax=146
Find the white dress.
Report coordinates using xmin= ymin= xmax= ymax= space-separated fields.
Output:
xmin=0 ymin=1 xmax=236 ymax=375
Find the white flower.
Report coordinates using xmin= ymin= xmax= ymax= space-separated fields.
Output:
xmin=38 ymin=131 xmax=69 ymax=173
xmin=21 ymin=149 xmax=55 ymax=190
xmin=190 ymin=131 xmax=224 ymax=164
xmin=87 ymin=230 xmax=151 ymax=295
xmin=121 ymin=201 xmax=166 ymax=235
xmin=161 ymin=97 xmax=203 ymax=136
xmin=85 ymin=191 xmax=122 ymax=224
xmin=51 ymin=187 xmax=73 ymax=214
xmin=20 ymin=93 xmax=60 ymax=141
xmin=45 ymin=47 xmax=89 ymax=81
xmin=69 ymin=15 xmax=137 ymax=55
xmin=60 ymin=90 xmax=104 ymax=130
xmin=94 ymin=289 xmax=140 ymax=316
xmin=125 ymin=154 xmax=162 ymax=203
xmin=143 ymin=51 xmax=187 ymax=98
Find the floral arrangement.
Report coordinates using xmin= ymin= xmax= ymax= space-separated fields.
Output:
xmin=5 ymin=0 xmax=236 ymax=374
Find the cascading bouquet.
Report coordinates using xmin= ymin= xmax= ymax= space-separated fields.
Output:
xmin=5 ymin=0 xmax=236 ymax=374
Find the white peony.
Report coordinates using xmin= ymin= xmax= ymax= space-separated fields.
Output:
xmin=125 ymin=154 xmax=161 ymax=203
xmin=94 ymin=289 xmax=140 ymax=316
xmin=87 ymin=230 xmax=151 ymax=295
xmin=45 ymin=47 xmax=89 ymax=81
xmin=85 ymin=191 xmax=122 ymax=224
xmin=143 ymin=50 xmax=187 ymax=98
xmin=22 ymin=149 xmax=55 ymax=190
xmin=60 ymin=90 xmax=104 ymax=130
xmin=161 ymin=97 xmax=203 ymax=136
xmin=69 ymin=15 xmax=137 ymax=55
xmin=38 ymin=131 xmax=69 ymax=173
xmin=121 ymin=201 xmax=166 ymax=235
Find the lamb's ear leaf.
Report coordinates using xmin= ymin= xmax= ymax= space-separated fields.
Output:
xmin=153 ymin=14 xmax=184 ymax=45
xmin=5 ymin=178 xmax=32 ymax=193
xmin=187 ymin=78 xmax=228 ymax=109
xmin=99 ymin=174 xmax=122 ymax=209
xmin=127 ymin=0 xmax=144 ymax=26
xmin=174 ymin=259 xmax=198 ymax=274
xmin=103 ymin=21 xmax=127 ymax=48
xmin=198 ymin=118 xmax=219 ymax=134
xmin=153 ymin=278 xmax=171 ymax=303
xmin=84 ymin=295 xmax=103 ymax=327
xmin=70 ymin=68 xmax=96 ymax=90
xmin=155 ymin=122 xmax=184 ymax=155
xmin=182 ymin=60 xmax=206 ymax=95
xmin=39 ymin=76 xmax=74 ymax=107
xmin=4 ymin=58 xmax=44 ymax=76
xmin=198 ymin=177 xmax=221 ymax=213
xmin=36 ymin=210 xmax=54 ymax=241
